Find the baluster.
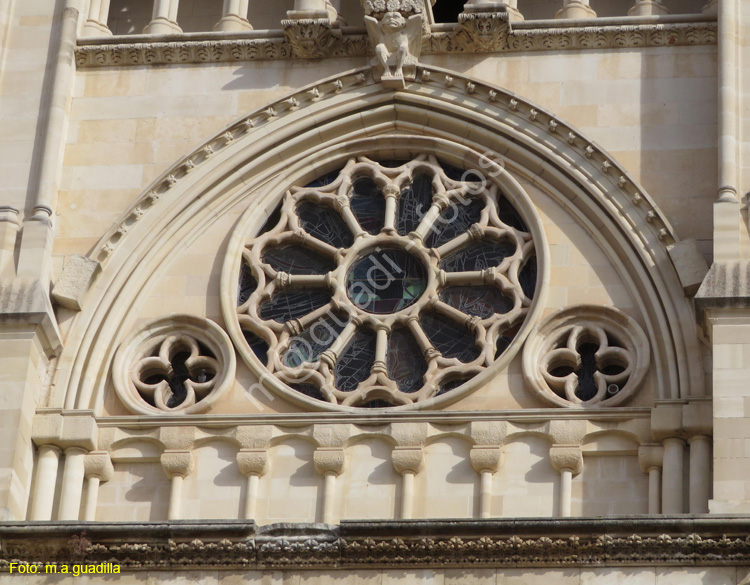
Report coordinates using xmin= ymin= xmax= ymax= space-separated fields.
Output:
xmin=555 ymin=0 xmax=596 ymax=19
xmin=215 ymin=0 xmax=253 ymax=31
xmin=81 ymin=0 xmax=113 ymax=37
xmin=628 ymin=0 xmax=668 ymax=16
xmin=143 ymin=0 xmax=182 ymax=35
xmin=463 ymin=0 xmax=523 ymax=22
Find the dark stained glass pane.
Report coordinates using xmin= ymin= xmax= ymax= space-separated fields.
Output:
xmin=575 ymin=343 xmax=598 ymax=401
xmin=258 ymin=203 xmax=282 ymax=235
xmin=425 ymin=198 xmax=484 ymax=248
xmin=520 ymin=255 xmax=537 ymax=299
xmin=282 ymin=315 xmax=346 ymax=367
xmin=439 ymin=286 xmax=514 ymax=318
xmin=437 ymin=376 xmax=472 ymax=396
xmin=262 ymin=245 xmax=335 ymax=275
xmin=305 ymin=168 xmax=342 ymax=188
xmin=360 ymin=399 xmax=395 ymax=408
xmin=419 ymin=312 xmax=481 ymax=363
xmin=290 ymin=383 xmax=326 ymax=402
xmin=259 ymin=290 xmax=332 ymax=323
xmin=350 ymin=177 xmax=385 ymax=234
xmin=439 ymin=162 xmax=482 ymax=183
xmin=238 ymin=261 xmax=257 ymax=306
xmin=242 ymin=330 xmax=269 ymax=365
xmin=496 ymin=196 xmax=528 ymax=232
xmin=379 ymin=160 xmax=409 ymax=168
xmin=439 ymin=240 xmax=516 ymax=272
xmin=387 ymin=327 xmax=427 ymax=393
xmin=297 ymin=202 xmax=354 ymax=248
xmin=397 ymin=174 xmax=433 ymax=235
xmin=334 ymin=328 xmax=376 ymax=392
xmin=347 ymin=249 xmax=427 ymax=314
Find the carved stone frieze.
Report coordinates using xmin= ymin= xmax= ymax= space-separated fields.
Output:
xmin=282 ymin=18 xmax=343 ymax=58
xmin=75 ymin=22 xmax=716 ymax=68
xmin=2 ymin=519 xmax=750 ymax=569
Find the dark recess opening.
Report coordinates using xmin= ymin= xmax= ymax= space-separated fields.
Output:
xmin=431 ymin=0 xmax=465 ymax=23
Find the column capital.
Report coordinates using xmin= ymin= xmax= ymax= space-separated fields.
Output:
xmin=84 ymin=451 xmax=114 ymax=482
xmin=236 ymin=449 xmax=269 ymax=477
xmin=638 ymin=444 xmax=664 ymax=473
xmin=549 ymin=445 xmax=583 ymax=475
xmin=160 ymin=450 xmax=194 ymax=479
xmin=470 ymin=446 xmax=502 ymax=474
xmin=314 ymin=448 xmax=345 ymax=476
xmin=392 ymin=446 xmax=424 ymax=475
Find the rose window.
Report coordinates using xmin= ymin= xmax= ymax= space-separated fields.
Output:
xmin=234 ymin=155 xmax=538 ymax=407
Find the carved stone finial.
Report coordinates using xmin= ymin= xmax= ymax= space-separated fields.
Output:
xmin=363 ymin=1 xmax=425 ymax=87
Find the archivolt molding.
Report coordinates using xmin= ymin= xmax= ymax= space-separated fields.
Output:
xmin=54 ymin=65 xmax=701 ymax=414
xmin=75 ymin=19 xmax=716 ymax=68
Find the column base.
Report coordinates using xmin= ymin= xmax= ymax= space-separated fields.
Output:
xmin=143 ymin=17 xmax=182 ymax=35
xmin=81 ymin=20 xmax=113 ymax=38
xmin=702 ymin=0 xmax=717 ymax=16
xmin=555 ymin=2 xmax=597 ymax=19
xmin=214 ymin=14 xmax=253 ymax=32
xmin=463 ymin=3 xmax=523 ymax=22
xmin=628 ymin=1 xmax=668 ymax=16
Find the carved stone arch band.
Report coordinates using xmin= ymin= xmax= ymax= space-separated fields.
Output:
xmin=113 ymin=315 xmax=236 ymax=415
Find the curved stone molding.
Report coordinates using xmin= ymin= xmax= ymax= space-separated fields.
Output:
xmin=112 ymin=315 xmax=236 ymax=415
xmin=75 ymin=21 xmax=716 ymax=67
xmin=522 ymin=305 xmax=650 ymax=408
xmin=224 ymin=153 xmax=544 ymax=410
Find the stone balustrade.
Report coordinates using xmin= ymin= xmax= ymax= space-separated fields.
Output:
xmin=82 ymin=0 xmax=719 ymax=38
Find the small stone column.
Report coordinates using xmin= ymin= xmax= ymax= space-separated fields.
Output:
xmin=58 ymin=447 xmax=87 ymax=520
xmin=82 ymin=0 xmax=113 ymax=37
xmin=550 ymin=446 xmax=583 ymax=518
xmin=0 ymin=207 xmax=20 ymax=276
xmin=144 ymin=0 xmax=182 ymax=35
xmin=287 ymin=0 xmax=336 ymax=21
xmin=688 ymin=435 xmax=711 ymax=513
xmin=161 ymin=450 xmax=194 ymax=520
xmin=237 ymin=449 xmax=268 ymax=520
xmin=556 ymin=0 xmax=596 ymax=19
xmin=82 ymin=452 xmax=114 ymax=521
xmin=392 ymin=447 xmax=424 ymax=520
xmin=639 ymin=444 xmax=664 ymax=514
xmin=470 ymin=446 xmax=502 ymax=519
xmin=463 ymin=0 xmax=523 ymax=21
xmin=661 ymin=438 xmax=685 ymax=514
xmin=215 ymin=0 xmax=252 ymax=31
xmin=314 ymin=448 xmax=345 ymax=524
xmin=628 ymin=0 xmax=668 ymax=16
xmin=702 ymin=0 xmax=717 ymax=16
xmin=29 ymin=445 xmax=61 ymax=521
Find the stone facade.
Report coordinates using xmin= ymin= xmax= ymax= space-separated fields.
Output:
xmin=0 ymin=0 xmax=747 ymax=582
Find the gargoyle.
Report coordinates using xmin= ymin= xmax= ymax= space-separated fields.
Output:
xmin=365 ymin=11 xmax=423 ymax=87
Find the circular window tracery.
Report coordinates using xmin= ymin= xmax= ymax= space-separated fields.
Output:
xmin=231 ymin=155 xmax=539 ymax=408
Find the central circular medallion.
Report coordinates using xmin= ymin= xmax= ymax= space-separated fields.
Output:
xmin=346 ymin=248 xmax=427 ymax=314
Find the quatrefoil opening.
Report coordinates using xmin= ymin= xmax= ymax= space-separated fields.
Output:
xmin=523 ymin=305 xmax=650 ymax=408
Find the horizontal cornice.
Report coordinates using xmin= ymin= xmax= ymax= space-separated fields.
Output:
xmin=1 ymin=517 xmax=749 ymax=569
xmin=75 ymin=18 xmax=717 ymax=68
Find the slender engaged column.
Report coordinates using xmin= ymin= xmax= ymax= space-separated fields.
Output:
xmin=82 ymin=0 xmax=113 ymax=37
xmin=215 ymin=0 xmax=252 ymax=31
xmin=639 ymin=444 xmax=664 ymax=514
xmin=463 ymin=0 xmax=523 ymax=21
xmin=661 ymin=438 xmax=685 ymax=514
xmin=556 ymin=0 xmax=596 ymax=19
xmin=161 ymin=451 xmax=194 ymax=520
xmin=58 ymin=447 xmax=87 ymax=520
xmin=688 ymin=435 xmax=711 ymax=513
xmin=313 ymin=448 xmax=345 ymax=524
xmin=0 ymin=207 xmax=21 ymax=278
xmin=29 ymin=445 xmax=61 ymax=520
xmin=550 ymin=446 xmax=583 ymax=518
xmin=237 ymin=449 xmax=269 ymax=520
xmin=392 ymin=447 xmax=424 ymax=520
xmin=143 ymin=0 xmax=182 ymax=35
xmin=83 ymin=452 xmax=114 ymax=521
xmin=628 ymin=0 xmax=668 ymax=16
xmin=470 ymin=446 xmax=502 ymax=519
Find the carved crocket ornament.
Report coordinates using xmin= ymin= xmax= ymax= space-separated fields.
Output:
xmin=362 ymin=0 xmax=428 ymax=88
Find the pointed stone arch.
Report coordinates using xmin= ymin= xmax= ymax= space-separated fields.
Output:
xmin=52 ymin=64 xmax=702 ymax=413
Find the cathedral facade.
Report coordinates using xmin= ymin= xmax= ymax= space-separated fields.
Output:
xmin=0 ymin=0 xmax=748 ymax=582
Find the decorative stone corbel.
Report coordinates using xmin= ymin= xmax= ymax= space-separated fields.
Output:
xmin=161 ymin=450 xmax=194 ymax=520
xmin=237 ymin=449 xmax=269 ymax=520
xmin=83 ymin=451 xmax=114 ymax=521
xmin=638 ymin=444 xmax=664 ymax=514
xmin=314 ymin=448 xmax=346 ymax=524
xmin=452 ymin=10 xmax=511 ymax=52
xmin=51 ymin=254 xmax=101 ymax=311
xmin=392 ymin=446 xmax=424 ymax=520
xmin=549 ymin=445 xmax=583 ymax=518
xmin=470 ymin=446 xmax=502 ymax=519
xmin=362 ymin=0 xmax=425 ymax=88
